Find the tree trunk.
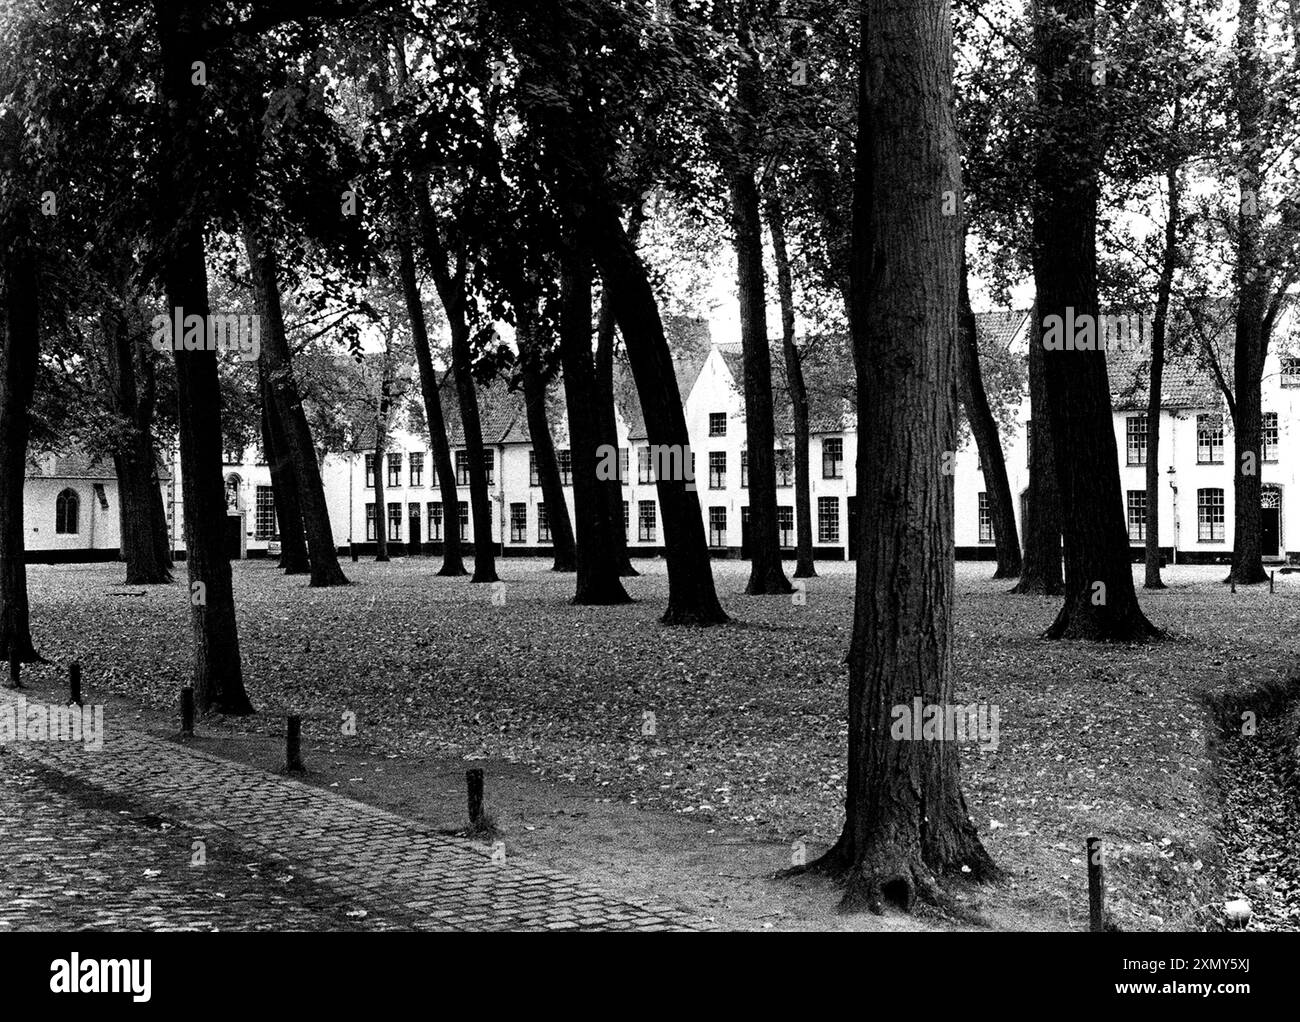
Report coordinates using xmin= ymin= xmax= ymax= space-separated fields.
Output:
xmin=154 ymin=0 xmax=251 ymax=714
xmin=1145 ymin=153 xmax=1180 ymax=590
xmin=1228 ymin=0 xmax=1268 ymax=586
xmin=373 ymin=382 xmax=390 ymax=563
xmin=259 ymin=366 xmax=310 ymax=574
xmin=0 ymin=227 xmax=40 ymax=666
xmin=1032 ymin=0 xmax=1159 ymax=640
xmin=518 ymin=321 xmax=577 ymax=572
xmin=763 ymin=182 xmax=816 ymax=578
xmin=957 ymin=244 xmax=1021 ymax=579
xmin=805 ymin=0 xmax=994 ymax=912
xmin=389 ymin=167 xmax=466 ymax=576
xmin=106 ymin=306 xmax=173 ymax=584
xmin=595 ymin=296 xmax=638 ymax=576
xmin=449 ymin=322 xmax=498 ymax=582
xmin=1013 ymin=310 xmax=1064 ymax=595
xmin=245 ymin=228 xmax=348 ymax=586
xmin=558 ymin=245 xmax=631 ymax=604
xmin=729 ymin=23 xmax=791 ymax=596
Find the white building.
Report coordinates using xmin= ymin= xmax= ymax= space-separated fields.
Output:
xmin=27 ymin=309 xmax=1300 ymax=567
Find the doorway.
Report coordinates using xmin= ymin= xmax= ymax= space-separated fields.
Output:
xmin=1262 ymin=485 xmax=1282 ymax=558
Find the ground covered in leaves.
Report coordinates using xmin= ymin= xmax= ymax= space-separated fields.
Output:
xmin=21 ymin=557 xmax=1300 ymax=930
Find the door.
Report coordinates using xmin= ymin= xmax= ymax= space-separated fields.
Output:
xmin=740 ymin=508 xmax=750 ymax=559
xmin=1262 ymin=486 xmax=1281 ymax=557
xmin=409 ymin=514 xmax=422 ymax=554
xmin=847 ymin=496 xmax=860 ymax=561
xmin=224 ymin=515 xmax=243 ymax=560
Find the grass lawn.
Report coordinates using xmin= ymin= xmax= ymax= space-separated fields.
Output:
xmin=18 ymin=555 xmax=1300 ymax=930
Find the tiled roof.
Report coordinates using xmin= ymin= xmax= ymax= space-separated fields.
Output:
xmin=715 ymin=340 xmax=855 ymax=436
xmin=25 ymin=451 xmax=173 ymax=482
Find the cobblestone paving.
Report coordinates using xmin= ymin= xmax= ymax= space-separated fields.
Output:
xmin=0 ymin=692 xmax=703 ymax=931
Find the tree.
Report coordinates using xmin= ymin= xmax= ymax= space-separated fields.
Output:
xmin=1012 ymin=312 xmax=1064 ymax=596
xmin=802 ymin=0 xmax=994 ymax=913
xmin=257 ymin=357 xmax=310 ymax=573
xmin=1031 ymin=0 xmax=1158 ymax=641
xmin=763 ymin=178 xmax=816 ymax=578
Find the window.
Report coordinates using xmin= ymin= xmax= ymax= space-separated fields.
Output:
xmin=818 ymin=496 xmax=840 ymax=543
xmin=777 ymin=506 xmax=794 ymax=547
xmin=410 ymin=452 xmax=424 ymax=487
xmin=1198 ymin=488 xmax=1225 ymax=542
xmin=1283 ymin=357 xmax=1300 ymax=387
xmin=709 ymin=451 xmax=727 ymax=489
xmin=1263 ymin=412 xmax=1278 ymax=463
xmin=557 ymin=450 xmax=572 ymax=486
xmin=456 ymin=450 xmax=471 ymax=486
xmin=388 ymin=502 xmax=402 ymax=541
xmin=55 ymin=489 xmax=79 ymax=535
xmin=708 ymin=506 xmax=727 ymax=548
xmin=387 ymin=453 xmax=402 ymax=488
xmin=1126 ymin=415 xmax=1147 ymax=466
xmin=638 ymin=501 xmax=656 ymax=542
xmin=365 ymin=503 xmax=377 ymax=541
xmin=408 ymin=502 xmax=421 ymax=527
xmin=638 ymin=446 xmax=655 ymax=484
xmin=538 ymin=503 xmax=551 ymax=543
xmin=1196 ymin=414 xmax=1224 ymax=464
xmin=529 ymin=451 xmax=540 ymax=487
xmin=225 ymin=474 xmax=241 ymax=511
xmin=623 ymin=500 xmax=630 ymax=539
xmin=483 ymin=449 xmax=495 ymax=486
xmin=618 ymin=448 xmax=629 ymax=483
xmin=775 ymin=448 xmax=793 ymax=487
xmin=709 ymin=412 xmax=726 ymax=437
xmin=255 ymin=485 xmax=277 ymax=540
xmin=458 ymin=501 xmax=470 ymax=539
xmin=823 ymin=437 xmax=843 ymax=479
xmin=741 ymin=450 xmax=748 ymax=488
xmin=428 ymin=502 xmax=443 ymax=540
xmin=1127 ymin=490 xmax=1146 ymax=542
xmin=978 ymin=492 xmax=993 ymax=544
xmin=365 ymin=453 xmax=375 ymax=488
xmin=510 ymin=503 xmax=527 ymax=543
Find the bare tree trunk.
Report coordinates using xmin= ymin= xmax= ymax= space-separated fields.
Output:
xmin=1228 ymin=0 xmax=1268 ymax=586
xmin=0 ymin=225 xmax=40 ymax=666
xmin=518 ymin=320 xmax=576 ymax=572
xmin=1033 ymin=0 xmax=1158 ymax=640
xmin=1145 ymin=151 xmax=1180 ymax=590
xmin=595 ymin=296 xmax=638 ymax=576
xmin=558 ymin=243 xmax=631 ymax=604
xmin=805 ymin=0 xmax=994 ymax=912
xmin=154 ymin=0 xmax=251 ymax=713
xmin=245 ymin=228 xmax=348 ymax=587
xmin=763 ymin=181 xmax=816 ymax=578
xmin=1013 ymin=313 xmax=1064 ymax=595
xmin=388 ymin=168 xmax=466 ymax=576
xmin=957 ymin=243 xmax=1021 ymax=579
xmin=259 ymin=365 xmax=309 ymax=574
xmin=373 ymin=380 xmax=390 ymax=563
xmin=728 ymin=18 xmax=791 ymax=596
xmin=106 ymin=306 xmax=174 ymax=584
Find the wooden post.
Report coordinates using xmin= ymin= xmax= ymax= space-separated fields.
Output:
xmin=1087 ymin=836 xmax=1105 ymax=932
xmin=1270 ymin=570 xmax=1275 ymax=593
xmin=466 ymin=767 xmax=484 ymax=825
xmin=1231 ymin=576 xmax=1237 ymax=594
xmin=286 ymin=715 xmax=305 ymax=772
xmin=7 ymin=648 xmax=19 ymax=689
xmin=68 ymin=661 xmax=81 ymax=706
xmin=180 ymin=685 xmax=195 ymax=736
xmin=350 ymin=541 xmax=358 ymax=563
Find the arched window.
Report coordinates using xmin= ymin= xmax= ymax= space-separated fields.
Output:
xmin=55 ymin=489 xmax=80 ymax=535
xmin=225 ymin=474 xmax=242 ymax=511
